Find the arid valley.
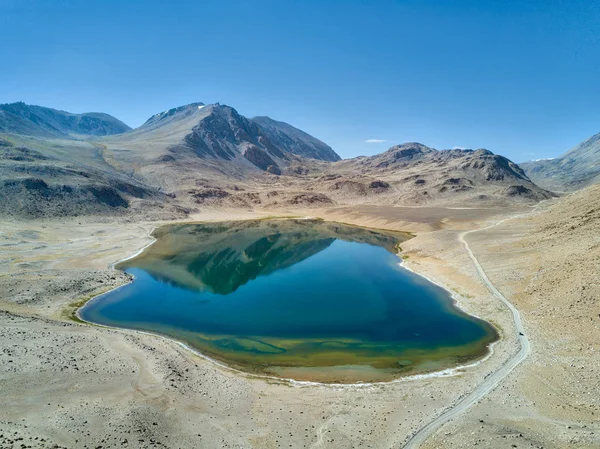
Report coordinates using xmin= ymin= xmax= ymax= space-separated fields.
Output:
xmin=2 ymin=2 xmax=600 ymax=448
xmin=1 ymin=101 xmax=598 ymax=447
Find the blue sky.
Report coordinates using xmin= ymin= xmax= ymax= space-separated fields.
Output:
xmin=1 ymin=0 xmax=598 ymax=161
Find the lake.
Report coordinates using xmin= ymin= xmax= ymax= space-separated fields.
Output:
xmin=79 ymin=219 xmax=498 ymax=383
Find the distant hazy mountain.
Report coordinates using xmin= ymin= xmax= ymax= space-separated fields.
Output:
xmin=252 ymin=116 xmax=341 ymax=162
xmin=521 ymin=131 xmax=600 ymax=191
xmin=0 ymin=102 xmax=131 ymax=137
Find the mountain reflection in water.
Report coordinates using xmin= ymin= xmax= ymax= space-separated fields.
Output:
xmin=118 ymin=219 xmax=406 ymax=294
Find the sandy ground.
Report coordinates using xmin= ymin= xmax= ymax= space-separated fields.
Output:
xmin=417 ymin=187 xmax=600 ymax=449
xmin=0 ymin=196 xmax=597 ymax=448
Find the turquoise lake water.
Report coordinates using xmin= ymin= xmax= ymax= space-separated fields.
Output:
xmin=80 ymin=219 xmax=497 ymax=382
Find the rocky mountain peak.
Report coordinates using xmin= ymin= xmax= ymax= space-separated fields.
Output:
xmin=141 ymin=102 xmax=207 ymax=129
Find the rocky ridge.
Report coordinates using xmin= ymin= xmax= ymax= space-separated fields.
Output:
xmin=0 ymin=102 xmax=131 ymax=138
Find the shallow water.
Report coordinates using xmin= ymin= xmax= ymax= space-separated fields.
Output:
xmin=80 ymin=219 xmax=497 ymax=382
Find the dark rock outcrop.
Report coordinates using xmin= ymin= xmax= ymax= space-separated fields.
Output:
xmin=242 ymin=145 xmax=280 ymax=174
xmin=286 ymin=193 xmax=334 ymax=206
xmin=0 ymin=178 xmax=129 ymax=218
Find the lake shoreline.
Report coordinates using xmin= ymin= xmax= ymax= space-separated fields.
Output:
xmin=0 ymin=206 xmax=527 ymax=448
xmin=75 ymin=216 xmax=501 ymax=385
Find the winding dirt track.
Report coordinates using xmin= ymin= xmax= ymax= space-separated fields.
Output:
xmin=402 ymin=218 xmax=531 ymax=448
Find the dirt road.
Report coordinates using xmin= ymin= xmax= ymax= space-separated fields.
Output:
xmin=403 ymin=217 xmax=531 ymax=448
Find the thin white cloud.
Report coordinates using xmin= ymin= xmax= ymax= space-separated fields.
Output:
xmin=365 ymin=139 xmax=387 ymax=143
xmin=452 ymin=146 xmax=467 ymax=150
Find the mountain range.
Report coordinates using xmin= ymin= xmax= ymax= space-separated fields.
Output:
xmin=0 ymin=101 xmax=568 ymax=219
